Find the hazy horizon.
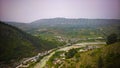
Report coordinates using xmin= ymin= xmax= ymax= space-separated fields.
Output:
xmin=0 ymin=0 xmax=120 ymax=23
xmin=2 ymin=17 xmax=120 ymax=23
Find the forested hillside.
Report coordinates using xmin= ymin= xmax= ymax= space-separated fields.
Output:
xmin=0 ymin=21 xmax=63 ymax=67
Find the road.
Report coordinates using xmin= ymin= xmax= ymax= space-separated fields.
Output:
xmin=34 ymin=51 xmax=55 ymax=68
xmin=58 ymin=42 xmax=106 ymax=51
xmin=33 ymin=42 xmax=106 ymax=68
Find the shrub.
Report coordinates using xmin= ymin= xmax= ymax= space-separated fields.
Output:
xmin=106 ymin=33 xmax=118 ymax=45
xmin=65 ymin=48 xmax=77 ymax=59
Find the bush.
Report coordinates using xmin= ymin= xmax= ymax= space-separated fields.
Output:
xmin=65 ymin=48 xmax=77 ymax=59
xmin=106 ymin=33 xmax=118 ymax=45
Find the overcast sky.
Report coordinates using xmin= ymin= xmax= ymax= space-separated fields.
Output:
xmin=0 ymin=0 xmax=120 ymax=23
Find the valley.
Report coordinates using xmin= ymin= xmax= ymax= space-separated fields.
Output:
xmin=16 ymin=42 xmax=106 ymax=68
xmin=0 ymin=18 xmax=120 ymax=68
xmin=1 ymin=0 xmax=120 ymax=68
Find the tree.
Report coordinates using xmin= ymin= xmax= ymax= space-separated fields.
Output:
xmin=65 ymin=48 xmax=77 ymax=59
xmin=106 ymin=33 xmax=118 ymax=45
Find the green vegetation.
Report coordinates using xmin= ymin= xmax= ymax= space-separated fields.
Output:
xmin=0 ymin=21 xmax=38 ymax=62
xmin=1 ymin=18 xmax=120 ymax=68
xmin=79 ymin=42 xmax=120 ymax=68
xmin=7 ymin=19 xmax=120 ymax=41
xmin=62 ymin=42 xmax=120 ymax=68
xmin=65 ymin=48 xmax=77 ymax=59
xmin=0 ymin=21 xmax=64 ymax=67
xmin=46 ymin=48 xmax=81 ymax=68
xmin=45 ymin=41 xmax=120 ymax=68
xmin=106 ymin=33 xmax=118 ymax=45
xmin=46 ymin=51 xmax=65 ymax=68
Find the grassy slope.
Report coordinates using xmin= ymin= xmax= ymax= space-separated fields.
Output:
xmin=75 ymin=42 xmax=120 ymax=68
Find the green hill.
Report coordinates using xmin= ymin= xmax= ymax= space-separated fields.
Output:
xmin=78 ymin=42 xmax=120 ymax=68
xmin=0 ymin=21 xmax=63 ymax=67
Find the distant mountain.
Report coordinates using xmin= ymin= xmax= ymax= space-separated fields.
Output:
xmin=5 ymin=18 xmax=120 ymax=38
xmin=6 ymin=18 xmax=120 ymax=30
xmin=30 ymin=18 xmax=120 ymax=28
xmin=0 ymin=21 xmax=59 ymax=68
xmin=30 ymin=18 xmax=120 ymax=36
xmin=4 ymin=18 xmax=120 ymax=38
